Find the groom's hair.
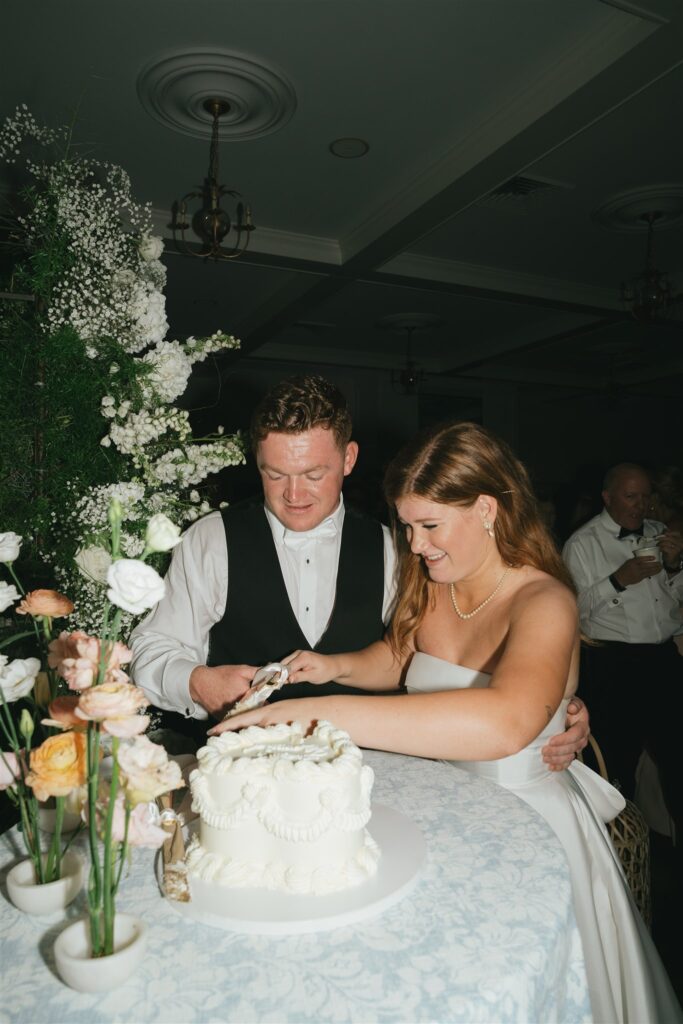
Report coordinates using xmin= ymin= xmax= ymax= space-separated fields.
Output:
xmin=250 ymin=375 xmax=353 ymax=452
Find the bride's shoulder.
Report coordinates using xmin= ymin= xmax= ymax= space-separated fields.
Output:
xmin=511 ymin=566 xmax=575 ymax=612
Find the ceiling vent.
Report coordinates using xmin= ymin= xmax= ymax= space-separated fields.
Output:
xmin=477 ymin=175 xmax=572 ymax=207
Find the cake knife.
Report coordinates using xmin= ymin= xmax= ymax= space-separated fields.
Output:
xmin=221 ymin=662 xmax=290 ymax=719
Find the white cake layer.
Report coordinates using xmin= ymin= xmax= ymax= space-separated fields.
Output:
xmin=185 ymin=830 xmax=380 ymax=894
xmin=187 ymin=720 xmax=381 ymax=894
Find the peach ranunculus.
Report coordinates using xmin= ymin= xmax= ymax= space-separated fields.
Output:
xmin=111 ymin=794 xmax=168 ymax=848
xmin=84 ymin=787 xmax=167 ymax=848
xmin=48 ymin=631 xmax=132 ymax=691
xmin=60 ymin=658 xmax=99 ymax=691
xmin=47 ymin=631 xmax=82 ymax=668
xmin=25 ymin=731 xmax=87 ymax=802
xmin=117 ymin=735 xmax=183 ymax=806
xmin=43 ymin=695 xmax=86 ymax=731
xmin=16 ymin=589 xmax=74 ymax=618
xmin=75 ymin=681 xmax=149 ymax=737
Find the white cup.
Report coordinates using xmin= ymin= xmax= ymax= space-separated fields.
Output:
xmin=634 ymin=539 xmax=661 ymax=562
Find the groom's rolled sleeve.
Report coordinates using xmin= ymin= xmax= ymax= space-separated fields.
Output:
xmin=129 ymin=512 xmax=228 ymax=719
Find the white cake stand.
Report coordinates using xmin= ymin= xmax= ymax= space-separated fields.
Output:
xmin=158 ymin=804 xmax=425 ymax=935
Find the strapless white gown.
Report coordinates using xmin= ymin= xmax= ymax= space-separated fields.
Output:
xmin=406 ymin=652 xmax=682 ymax=1024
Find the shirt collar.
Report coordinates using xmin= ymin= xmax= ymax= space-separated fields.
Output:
xmin=266 ymin=495 xmax=345 ymax=546
xmin=600 ymin=508 xmax=655 ymax=538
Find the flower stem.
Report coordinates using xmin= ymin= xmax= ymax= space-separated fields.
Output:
xmin=20 ymin=792 xmax=44 ymax=883
xmin=102 ymin=736 xmax=120 ymax=956
xmin=0 ymin=695 xmax=43 ymax=878
xmin=0 ymin=696 xmax=20 ymax=749
xmin=0 ymin=629 xmax=35 ymax=652
xmin=6 ymin=563 xmax=26 ymax=596
xmin=86 ymin=723 xmax=103 ymax=956
xmin=45 ymin=795 xmax=65 ymax=882
xmin=114 ymin=803 xmax=131 ymax=893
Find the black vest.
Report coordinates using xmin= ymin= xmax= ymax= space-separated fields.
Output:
xmin=208 ymin=503 xmax=385 ymax=699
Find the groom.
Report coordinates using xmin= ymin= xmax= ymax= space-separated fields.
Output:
xmin=130 ymin=374 xmax=587 ymax=762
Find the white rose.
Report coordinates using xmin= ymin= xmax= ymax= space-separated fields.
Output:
xmin=74 ymin=545 xmax=112 ymax=584
xmin=107 ymin=559 xmax=166 ymax=614
xmin=0 ymin=581 xmax=20 ymax=613
xmin=0 ymin=657 xmax=41 ymax=702
xmin=145 ymin=514 xmax=181 ymax=553
xmin=0 ymin=532 xmax=22 ymax=563
xmin=139 ymin=235 xmax=164 ymax=261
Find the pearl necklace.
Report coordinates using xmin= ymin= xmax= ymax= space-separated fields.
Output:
xmin=448 ymin=567 xmax=512 ymax=620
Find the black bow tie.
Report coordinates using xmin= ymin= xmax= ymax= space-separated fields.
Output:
xmin=618 ymin=526 xmax=644 ymax=539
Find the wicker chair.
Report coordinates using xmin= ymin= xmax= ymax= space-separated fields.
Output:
xmin=578 ymin=734 xmax=651 ymax=929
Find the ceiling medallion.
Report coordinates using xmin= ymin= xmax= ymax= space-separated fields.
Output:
xmin=592 ymin=186 xmax=683 ymax=232
xmin=592 ymin=188 xmax=682 ymax=322
xmin=137 ymin=49 xmax=297 ymax=141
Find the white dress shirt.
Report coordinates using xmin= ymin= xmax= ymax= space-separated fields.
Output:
xmin=129 ymin=497 xmax=396 ymax=719
xmin=562 ymin=509 xmax=683 ymax=643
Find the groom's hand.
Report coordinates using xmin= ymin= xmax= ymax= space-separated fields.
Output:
xmin=189 ymin=664 xmax=256 ymax=719
xmin=541 ymin=696 xmax=589 ymax=772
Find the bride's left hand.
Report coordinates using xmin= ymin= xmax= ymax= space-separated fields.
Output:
xmin=208 ymin=705 xmax=286 ymax=736
xmin=207 ymin=698 xmax=317 ymax=736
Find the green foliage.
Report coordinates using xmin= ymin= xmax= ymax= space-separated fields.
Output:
xmin=0 ymin=294 xmax=137 ymax=579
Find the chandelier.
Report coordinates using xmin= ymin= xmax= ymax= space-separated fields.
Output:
xmin=172 ymin=99 xmax=255 ymax=260
xmin=620 ymin=212 xmax=673 ymax=322
xmin=377 ymin=313 xmax=444 ymax=395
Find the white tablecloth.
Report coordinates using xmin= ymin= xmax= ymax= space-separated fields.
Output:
xmin=0 ymin=750 xmax=591 ymax=1023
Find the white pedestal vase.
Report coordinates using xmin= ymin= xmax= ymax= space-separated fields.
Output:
xmin=6 ymin=850 xmax=84 ymax=915
xmin=54 ymin=913 xmax=147 ymax=992
xmin=37 ymin=800 xmax=82 ymax=835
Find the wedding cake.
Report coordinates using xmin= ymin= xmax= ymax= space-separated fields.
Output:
xmin=185 ymin=720 xmax=380 ymax=895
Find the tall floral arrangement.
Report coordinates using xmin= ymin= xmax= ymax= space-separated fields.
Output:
xmin=0 ymin=529 xmax=81 ymax=884
xmin=1 ymin=503 xmax=184 ymax=955
xmin=0 ymin=105 xmax=245 ymax=632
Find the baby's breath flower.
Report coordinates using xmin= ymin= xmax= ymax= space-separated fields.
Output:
xmin=1 ymin=107 xmax=245 ymax=630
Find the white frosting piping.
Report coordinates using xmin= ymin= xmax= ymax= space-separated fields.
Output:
xmin=186 ymin=831 xmax=381 ymax=895
xmin=191 ymin=771 xmax=373 ymax=838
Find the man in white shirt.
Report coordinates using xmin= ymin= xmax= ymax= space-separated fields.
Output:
xmin=563 ymin=463 xmax=683 ymax=836
xmin=131 ymin=375 xmax=588 ymax=763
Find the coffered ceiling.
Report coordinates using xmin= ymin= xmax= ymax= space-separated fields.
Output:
xmin=3 ymin=0 xmax=683 ymax=407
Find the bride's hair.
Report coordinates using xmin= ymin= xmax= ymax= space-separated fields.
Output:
xmin=383 ymin=420 xmax=574 ymax=656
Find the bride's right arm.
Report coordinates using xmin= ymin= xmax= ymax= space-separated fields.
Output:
xmin=283 ymin=639 xmax=406 ymax=691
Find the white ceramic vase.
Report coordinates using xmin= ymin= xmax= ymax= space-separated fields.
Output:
xmin=37 ymin=803 xmax=82 ymax=835
xmin=6 ymin=850 xmax=84 ymax=915
xmin=54 ymin=913 xmax=147 ymax=992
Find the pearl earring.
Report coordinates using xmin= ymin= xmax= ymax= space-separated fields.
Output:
xmin=482 ymin=519 xmax=494 ymax=538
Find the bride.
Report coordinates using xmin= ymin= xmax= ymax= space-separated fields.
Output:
xmin=210 ymin=420 xmax=681 ymax=1024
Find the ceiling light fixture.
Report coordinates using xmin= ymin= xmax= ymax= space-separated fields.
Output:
xmin=172 ymin=98 xmax=255 ymax=260
xmin=377 ymin=313 xmax=444 ymax=395
xmin=329 ymin=137 xmax=369 ymax=159
xmin=620 ymin=211 xmax=673 ymax=322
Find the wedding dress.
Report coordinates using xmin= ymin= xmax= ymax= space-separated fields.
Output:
xmin=406 ymin=651 xmax=682 ymax=1024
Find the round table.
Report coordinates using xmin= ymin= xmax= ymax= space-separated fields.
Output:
xmin=0 ymin=750 xmax=591 ymax=1023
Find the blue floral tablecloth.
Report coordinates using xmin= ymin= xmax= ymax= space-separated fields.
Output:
xmin=0 ymin=750 xmax=591 ymax=1023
